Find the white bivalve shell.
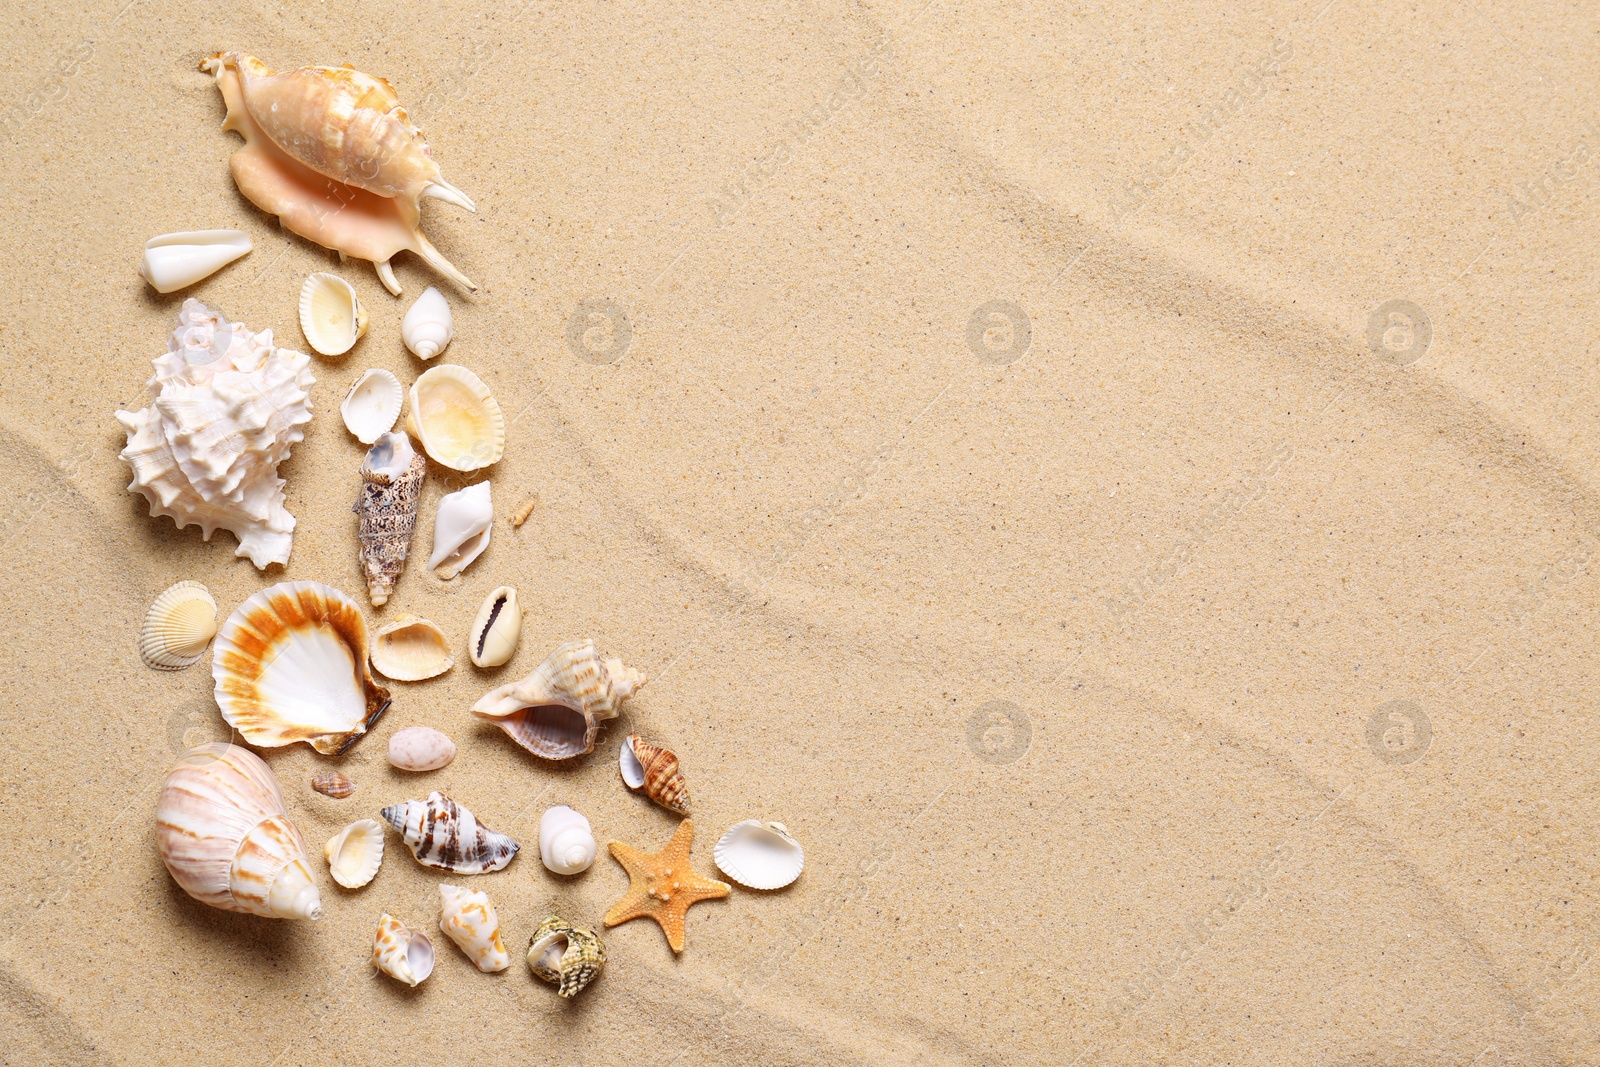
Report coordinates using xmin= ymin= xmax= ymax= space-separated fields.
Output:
xmin=370 ymin=614 xmax=453 ymax=681
xmin=469 ymin=586 xmax=521 ymax=667
xmin=538 ymin=805 xmax=596 ymax=876
xmin=139 ymin=580 xmax=217 ymax=670
xmin=438 ymin=883 xmax=510 ymax=972
xmin=402 ymin=285 xmax=454 ymax=359
xmin=299 ymin=271 xmax=368 ymax=356
xmin=340 ymin=368 xmax=404 ymax=444
xmin=324 ymin=818 xmax=385 ymax=888
xmin=138 ymin=230 xmax=252 ymax=293
xmin=116 ymin=299 xmax=314 ymax=569
xmin=429 ymin=481 xmax=492 ymax=579
xmin=372 ymin=913 xmax=435 ymax=987
xmin=387 ymin=726 xmax=457 ymax=772
xmin=156 ymin=743 xmax=323 ymax=919
xmin=404 ymin=364 xmax=504 ymax=472
xmin=713 ymin=820 xmax=805 ymax=891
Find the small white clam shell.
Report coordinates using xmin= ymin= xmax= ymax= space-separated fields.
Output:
xmin=538 ymin=805 xmax=596 ymax=876
xmin=340 ymin=369 xmax=404 ymax=444
xmin=370 ymin=615 xmax=453 ymax=682
xmin=138 ymin=230 xmax=252 ymax=293
xmin=324 ymin=818 xmax=385 ymax=888
xmin=429 ymin=481 xmax=492 ymax=579
xmin=468 ymin=586 xmax=521 ymax=667
xmin=713 ymin=820 xmax=804 ymax=890
xmin=139 ymin=580 xmax=217 ymax=670
xmin=387 ymin=726 xmax=457 ymax=772
xmin=372 ymin=912 xmax=434 ymax=987
xmin=402 ymin=285 xmax=454 ymax=359
xmin=404 ymin=364 xmax=505 ymax=471
xmin=438 ymin=883 xmax=510 ymax=972
xmin=299 ymin=272 xmax=369 ymax=356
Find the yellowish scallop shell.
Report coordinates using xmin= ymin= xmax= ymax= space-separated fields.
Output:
xmin=403 ymin=364 xmax=504 ymax=472
xmin=299 ymin=272 xmax=369 ymax=357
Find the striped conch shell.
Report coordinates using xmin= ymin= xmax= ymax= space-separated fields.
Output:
xmin=381 ymin=792 xmax=519 ymax=874
xmin=527 ymin=916 xmax=606 ymax=998
xmin=619 ymin=734 xmax=691 ymax=815
xmin=200 ymin=51 xmax=476 ymax=295
xmin=471 ymin=640 xmax=646 ymax=760
xmin=438 ymin=884 xmax=510 ymax=972
xmin=372 ymin=912 xmax=434 ymax=987
xmin=355 ymin=432 xmax=426 ymax=607
xmin=156 ymin=743 xmax=323 ymax=920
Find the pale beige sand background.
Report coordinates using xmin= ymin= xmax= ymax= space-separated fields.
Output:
xmin=0 ymin=0 xmax=1596 ymax=1063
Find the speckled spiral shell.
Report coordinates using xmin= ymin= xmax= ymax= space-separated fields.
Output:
xmin=381 ymin=791 xmax=519 ymax=874
xmin=355 ymin=432 xmax=425 ymax=607
xmin=527 ymin=916 xmax=606 ymax=998
xmin=372 ymin=912 xmax=434 ymax=987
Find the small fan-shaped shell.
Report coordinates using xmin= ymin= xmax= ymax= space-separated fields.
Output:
xmin=469 ymin=586 xmax=521 ymax=667
xmin=714 ymin=820 xmax=804 ymax=890
xmin=404 ymin=364 xmax=504 ymax=472
xmin=324 ymin=818 xmax=385 ymax=888
xmin=370 ymin=614 xmax=453 ymax=682
xmin=139 ymin=580 xmax=217 ymax=670
xmin=373 ymin=913 xmax=435 ymax=987
xmin=527 ymin=916 xmax=606 ymax=998
xmin=299 ymin=272 xmax=369 ymax=356
xmin=429 ymin=481 xmax=493 ymax=579
xmin=341 ymin=369 xmax=404 ymax=444
xmin=387 ymin=726 xmax=456 ymax=772
xmin=311 ymin=772 xmax=355 ymax=799
xmin=538 ymin=805 xmax=596 ymax=876
xmin=620 ymin=735 xmax=691 ymax=815
xmin=439 ymin=883 xmax=510 ymax=972
xmin=138 ymin=230 xmax=252 ymax=293
xmin=402 ymin=286 xmax=454 ymax=359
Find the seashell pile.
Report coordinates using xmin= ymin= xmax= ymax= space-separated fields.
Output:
xmin=311 ymin=771 xmax=355 ymax=799
xmin=405 ymin=365 xmax=504 ymax=472
xmin=139 ymin=580 xmax=217 ymax=670
xmin=373 ymin=913 xmax=435 ymax=987
xmin=370 ymin=615 xmax=453 ymax=681
xmin=212 ymin=580 xmax=391 ymax=754
xmin=538 ymin=805 xmax=597 ymax=876
xmin=156 ymin=743 xmax=323 ymax=920
xmin=429 ymin=481 xmax=493 ymax=579
xmin=382 ymin=792 xmax=519 ymax=874
xmin=324 ymin=818 xmax=385 ymax=889
xmin=713 ymin=820 xmax=805 ymax=891
xmin=387 ymin=725 xmax=456 ymax=772
xmin=438 ymin=884 xmax=510 ymax=972
xmin=117 ymin=299 xmax=315 ymax=568
xmin=299 ymin=272 xmax=368 ymax=356
xmin=138 ymin=230 xmax=251 ymax=293
xmin=355 ymin=432 xmax=427 ymax=606
xmin=200 ymin=52 xmax=476 ymax=295
xmin=402 ymin=286 xmax=453 ymax=359
xmin=468 ymin=586 xmax=521 ymax=668
xmin=527 ymin=916 xmax=606 ymax=998
xmin=472 ymin=640 xmax=646 ymax=760
xmin=619 ymin=735 xmax=691 ymax=815
xmin=340 ymin=368 xmax=404 ymax=444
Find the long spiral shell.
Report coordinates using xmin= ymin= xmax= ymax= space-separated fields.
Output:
xmin=355 ymin=432 xmax=425 ymax=606
xmin=622 ymin=735 xmax=691 ymax=815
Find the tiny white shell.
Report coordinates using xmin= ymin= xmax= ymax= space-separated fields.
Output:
xmin=713 ymin=820 xmax=804 ymax=890
xmin=324 ymin=818 xmax=385 ymax=888
xmin=387 ymin=726 xmax=457 ymax=772
xmin=139 ymin=580 xmax=217 ymax=670
xmin=429 ymin=481 xmax=492 ymax=579
xmin=468 ymin=586 xmax=521 ymax=668
xmin=340 ymin=368 xmax=404 ymax=444
xmin=370 ymin=615 xmax=453 ymax=682
xmin=402 ymin=286 xmax=454 ymax=359
xmin=538 ymin=805 xmax=596 ymax=876
xmin=138 ymin=230 xmax=252 ymax=293
xmin=299 ymin=272 xmax=369 ymax=357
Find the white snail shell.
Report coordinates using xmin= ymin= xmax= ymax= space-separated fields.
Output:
xmin=402 ymin=285 xmax=454 ymax=359
xmin=538 ymin=805 xmax=596 ymax=876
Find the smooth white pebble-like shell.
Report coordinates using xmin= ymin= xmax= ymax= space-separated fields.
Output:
xmin=538 ymin=805 xmax=596 ymax=876
xmin=438 ymin=883 xmax=510 ymax=972
xmin=370 ymin=614 xmax=453 ymax=681
xmin=402 ymin=286 xmax=454 ymax=359
xmin=139 ymin=580 xmax=218 ymax=670
xmin=387 ymin=726 xmax=457 ymax=772
xmin=340 ymin=368 xmax=404 ymax=444
xmin=713 ymin=820 xmax=805 ymax=891
xmin=428 ymin=481 xmax=492 ymax=579
xmin=324 ymin=818 xmax=385 ymax=888
xmin=299 ymin=272 xmax=369 ymax=356
xmin=138 ymin=230 xmax=252 ymax=293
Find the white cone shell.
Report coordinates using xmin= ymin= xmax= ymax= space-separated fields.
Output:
xmin=438 ymin=883 xmax=510 ymax=972
xmin=138 ymin=230 xmax=252 ymax=293
xmin=429 ymin=481 xmax=492 ymax=579
xmin=402 ymin=286 xmax=454 ymax=359
xmin=713 ymin=820 xmax=805 ymax=890
xmin=340 ymin=368 xmax=404 ymax=444
xmin=538 ymin=805 xmax=596 ymax=876
xmin=324 ymin=818 xmax=385 ymax=888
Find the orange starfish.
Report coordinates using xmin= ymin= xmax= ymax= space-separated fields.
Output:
xmin=604 ymin=819 xmax=730 ymax=952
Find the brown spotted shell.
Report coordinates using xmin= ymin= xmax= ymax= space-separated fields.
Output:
xmin=311 ymin=772 xmax=355 ymax=799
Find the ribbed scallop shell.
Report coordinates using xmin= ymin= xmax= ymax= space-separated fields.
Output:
xmin=211 ymin=581 xmax=391 ymax=755
xmin=404 ymin=365 xmax=504 ymax=472
xmin=468 ymin=586 xmax=521 ymax=668
xmin=439 ymin=884 xmax=510 ymax=972
xmin=299 ymin=272 xmax=368 ymax=356
xmin=324 ymin=818 xmax=385 ymax=888
xmin=139 ymin=580 xmax=217 ymax=670
xmin=713 ymin=820 xmax=805 ymax=891
xmin=340 ymin=368 xmax=403 ymax=444
xmin=373 ymin=912 xmax=435 ymax=987
xmin=370 ymin=614 xmax=453 ymax=681
xmin=527 ymin=916 xmax=606 ymax=998
xmin=619 ymin=735 xmax=691 ymax=815
xmin=471 ymin=640 xmax=645 ymax=760
xmin=382 ymin=792 xmax=519 ymax=874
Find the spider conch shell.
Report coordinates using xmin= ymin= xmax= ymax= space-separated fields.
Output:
xmin=619 ymin=735 xmax=691 ymax=815
xmin=156 ymin=743 xmax=323 ymax=920
xmin=438 ymin=884 xmax=510 ymax=972
xmin=382 ymin=792 xmax=519 ymax=874
xmin=373 ymin=912 xmax=435 ymax=987
xmin=538 ymin=805 xmax=596 ymax=876
xmin=324 ymin=818 xmax=385 ymax=888
xmin=402 ymin=286 xmax=453 ymax=359
xmin=116 ymin=299 xmax=314 ymax=569
xmin=527 ymin=916 xmax=606 ymax=998
xmin=139 ymin=580 xmax=217 ymax=670
xmin=212 ymin=580 xmax=391 ymax=754
xmin=471 ymin=640 xmax=646 ymax=760
xmin=200 ymin=51 xmax=476 ymax=296
xmin=428 ymin=481 xmax=492 ymax=579
xmin=355 ymin=432 xmax=426 ymax=606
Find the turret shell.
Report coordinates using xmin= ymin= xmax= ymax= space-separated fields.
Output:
xmin=471 ymin=640 xmax=645 ymax=760
xmin=538 ymin=805 xmax=596 ymax=876
xmin=527 ymin=916 xmax=606 ymax=998
xmin=402 ymin=286 xmax=453 ymax=359
xmin=139 ymin=580 xmax=217 ymax=670
xmin=382 ymin=792 xmax=519 ymax=873
xmin=372 ymin=913 xmax=435 ymax=987
xmin=404 ymin=364 xmax=504 ymax=472
xmin=428 ymin=481 xmax=492 ymax=579
xmin=438 ymin=884 xmax=510 ymax=972
xmin=713 ymin=820 xmax=805 ymax=891
xmin=370 ymin=615 xmax=453 ymax=682
xmin=355 ymin=432 xmax=426 ymax=606
xmin=340 ymin=368 xmax=404 ymax=444
xmin=299 ymin=272 xmax=368 ymax=356
xmin=324 ymin=818 xmax=385 ymax=888
xmin=468 ymin=586 xmax=521 ymax=668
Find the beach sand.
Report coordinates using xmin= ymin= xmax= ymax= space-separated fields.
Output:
xmin=1 ymin=1 xmax=1597 ymax=1064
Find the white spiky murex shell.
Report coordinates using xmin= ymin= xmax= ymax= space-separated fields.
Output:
xmin=471 ymin=640 xmax=646 ymax=760
xmin=713 ymin=820 xmax=805 ymax=891
xmin=438 ymin=884 xmax=510 ymax=972
xmin=115 ymin=299 xmax=315 ymax=569
xmin=139 ymin=580 xmax=217 ymax=670
xmin=404 ymin=364 xmax=504 ymax=472
xmin=373 ymin=912 xmax=435 ymax=986
xmin=538 ymin=805 xmax=596 ymax=876
xmin=212 ymin=580 xmax=392 ymax=755
xmin=382 ymin=792 xmax=519 ymax=874
xmin=402 ymin=286 xmax=453 ymax=359
xmin=324 ymin=818 xmax=385 ymax=888
xmin=527 ymin=916 xmax=606 ymax=998
xmin=156 ymin=743 xmax=323 ymax=919
xmin=428 ymin=481 xmax=492 ymax=579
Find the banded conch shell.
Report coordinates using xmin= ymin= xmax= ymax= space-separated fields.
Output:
xmin=116 ymin=299 xmax=314 ymax=568
xmin=713 ymin=820 xmax=805 ymax=890
xmin=200 ymin=52 xmax=475 ymax=295
xmin=619 ymin=735 xmax=691 ymax=815
xmin=311 ymin=771 xmax=355 ymax=799
xmin=156 ymin=743 xmax=323 ymax=920
xmin=382 ymin=792 xmax=519 ymax=874
xmin=468 ymin=586 xmax=521 ymax=668
xmin=387 ymin=725 xmax=456 ymax=771
xmin=370 ymin=615 xmax=453 ymax=681
xmin=402 ymin=286 xmax=453 ymax=359
xmin=538 ymin=805 xmax=597 ymax=876
xmin=139 ymin=580 xmax=217 ymax=670
xmin=138 ymin=230 xmax=252 ymax=293
xmin=429 ymin=481 xmax=492 ymax=579
xmin=355 ymin=432 xmax=426 ymax=606
xmin=527 ymin=916 xmax=606 ymax=998
xmin=404 ymin=365 xmax=504 ymax=472
xmin=212 ymin=580 xmax=391 ymax=755
xmin=438 ymin=884 xmax=510 ymax=972
xmin=373 ymin=913 xmax=435 ymax=987
xmin=471 ymin=640 xmax=646 ymax=760
xmin=340 ymin=368 xmax=403 ymax=444
xmin=324 ymin=818 xmax=385 ymax=888
xmin=298 ymin=272 xmax=368 ymax=356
